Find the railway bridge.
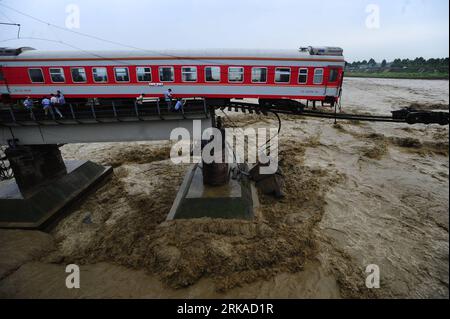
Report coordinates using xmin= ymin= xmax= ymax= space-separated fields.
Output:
xmin=1 ymin=97 xmax=448 ymax=229
xmin=0 ymin=98 xmax=212 ymax=145
xmin=0 ymin=98 xmax=228 ymax=229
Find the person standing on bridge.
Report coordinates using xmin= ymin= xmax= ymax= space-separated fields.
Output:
xmin=50 ymin=93 xmax=64 ymax=119
xmin=164 ymin=88 xmax=173 ymax=111
xmin=174 ymin=98 xmax=184 ymax=112
xmin=57 ymin=90 xmax=66 ymax=107
xmin=23 ymin=96 xmax=35 ymax=120
xmin=41 ymin=96 xmax=53 ymax=118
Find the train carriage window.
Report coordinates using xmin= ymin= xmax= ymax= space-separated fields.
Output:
xmin=71 ymin=67 xmax=87 ymax=83
xmin=228 ymin=67 xmax=244 ymax=82
xmin=251 ymin=67 xmax=267 ymax=83
xmin=28 ymin=68 xmax=44 ymax=83
xmin=49 ymin=68 xmax=65 ymax=83
xmin=114 ymin=67 xmax=130 ymax=82
xmin=0 ymin=68 xmax=4 ymax=81
xmin=159 ymin=66 xmax=174 ymax=82
xmin=329 ymin=69 xmax=339 ymax=82
xmin=313 ymin=68 xmax=324 ymax=84
xmin=275 ymin=68 xmax=291 ymax=83
xmin=181 ymin=67 xmax=197 ymax=82
xmin=136 ymin=67 xmax=152 ymax=82
xmin=205 ymin=66 xmax=220 ymax=82
xmin=93 ymin=67 xmax=108 ymax=82
xmin=298 ymin=68 xmax=308 ymax=84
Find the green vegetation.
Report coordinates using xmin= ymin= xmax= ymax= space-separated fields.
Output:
xmin=346 ymin=71 xmax=449 ymax=80
xmin=346 ymin=57 xmax=449 ymax=80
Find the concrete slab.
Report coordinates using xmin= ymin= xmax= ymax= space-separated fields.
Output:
xmin=167 ymin=164 xmax=256 ymax=220
xmin=0 ymin=160 xmax=112 ymax=230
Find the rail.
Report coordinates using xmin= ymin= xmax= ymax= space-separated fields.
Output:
xmin=224 ymin=100 xmax=449 ymax=125
xmin=1 ymin=98 xmax=448 ymax=127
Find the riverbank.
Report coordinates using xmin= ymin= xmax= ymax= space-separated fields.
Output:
xmin=346 ymin=72 xmax=449 ymax=80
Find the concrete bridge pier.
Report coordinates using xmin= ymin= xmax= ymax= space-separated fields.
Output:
xmin=167 ymin=119 xmax=258 ymax=220
xmin=0 ymin=144 xmax=112 ymax=229
xmin=5 ymin=144 xmax=67 ymax=197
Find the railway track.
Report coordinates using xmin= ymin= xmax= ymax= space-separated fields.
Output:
xmin=219 ymin=100 xmax=449 ymax=125
xmin=1 ymin=98 xmax=448 ymax=127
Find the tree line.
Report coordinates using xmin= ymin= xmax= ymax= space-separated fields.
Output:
xmin=348 ymin=57 xmax=449 ymax=72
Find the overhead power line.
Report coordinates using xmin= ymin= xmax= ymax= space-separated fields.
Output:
xmin=0 ymin=2 xmax=190 ymax=60
xmin=0 ymin=36 xmax=131 ymax=65
xmin=0 ymin=2 xmax=249 ymax=68
xmin=0 ymin=8 xmax=15 ymax=23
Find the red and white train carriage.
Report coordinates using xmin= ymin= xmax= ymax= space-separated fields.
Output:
xmin=0 ymin=46 xmax=345 ymax=107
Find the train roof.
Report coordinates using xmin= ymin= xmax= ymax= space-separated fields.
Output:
xmin=0 ymin=47 xmax=345 ymax=61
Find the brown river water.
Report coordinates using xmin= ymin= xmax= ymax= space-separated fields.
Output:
xmin=0 ymin=78 xmax=448 ymax=298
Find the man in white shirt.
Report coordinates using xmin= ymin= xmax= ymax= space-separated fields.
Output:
xmin=41 ymin=96 xmax=52 ymax=117
xmin=50 ymin=93 xmax=64 ymax=118
xmin=164 ymin=88 xmax=173 ymax=111
xmin=23 ymin=96 xmax=35 ymax=119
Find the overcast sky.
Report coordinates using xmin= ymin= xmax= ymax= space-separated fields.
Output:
xmin=0 ymin=0 xmax=448 ymax=62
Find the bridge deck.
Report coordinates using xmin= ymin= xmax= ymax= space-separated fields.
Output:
xmin=0 ymin=98 xmax=212 ymax=145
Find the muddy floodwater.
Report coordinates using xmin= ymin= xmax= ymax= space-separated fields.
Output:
xmin=0 ymin=78 xmax=448 ymax=298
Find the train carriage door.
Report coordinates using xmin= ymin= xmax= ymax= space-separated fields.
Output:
xmin=325 ymin=67 xmax=340 ymax=97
